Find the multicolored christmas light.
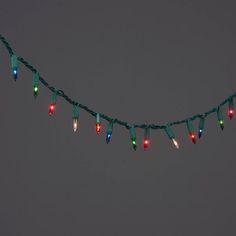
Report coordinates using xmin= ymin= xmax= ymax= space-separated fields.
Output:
xmin=1 ymin=33 xmax=236 ymax=151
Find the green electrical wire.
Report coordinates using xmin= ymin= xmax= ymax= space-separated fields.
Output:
xmin=0 ymin=34 xmax=236 ymax=132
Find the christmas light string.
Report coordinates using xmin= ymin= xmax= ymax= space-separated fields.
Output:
xmin=0 ymin=34 xmax=236 ymax=150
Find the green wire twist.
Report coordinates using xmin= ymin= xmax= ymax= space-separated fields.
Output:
xmin=0 ymin=34 xmax=236 ymax=132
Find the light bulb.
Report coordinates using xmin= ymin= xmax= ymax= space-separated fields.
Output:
xmin=172 ymin=138 xmax=180 ymax=149
xmin=48 ymin=91 xmax=57 ymax=116
xmin=143 ymin=128 xmax=150 ymax=150
xmin=48 ymin=104 xmax=56 ymax=115
xmin=96 ymin=123 xmax=102 ymax=134
xmin=72 ymin=104 xmax=79 ymax=132
xmin=73 ymin=119 xmax=78 ymax=132
xmin=198 ymin=116 xmax=205 ymax=138
xmin=96 ymin=113 xmax=102 ymax=134
xmin=186 ymin=119 xmax=196 ymax=144
xmin=11 ymin=54 xmax=18 ymax=81
xmin=228 ymin=98 xmax=234 ymax=119
xmin=165 ymin=125 xmax=180 ymax=149
xmin=33 ymin=72 xmax=39 ymax=98
xmin=106 ymin=122 xmax=113 ymax=144
xmin=129 ymin=126 xmax=137 ymax=150
xmin=217 ymin=107 xmax=224 ymax=130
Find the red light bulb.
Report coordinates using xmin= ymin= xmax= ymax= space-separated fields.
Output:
xmin=190 ymin=133 xmax=196 ymax=144
xmin=143 ymin=139 xmax=150 ymax=150
xmin=228 ymin=109 xmax=234 ymax=119
xmin=49 ymin=104 xmax=56 ymax=115
xmin=96 ymin=123 xmax=102 ymax=134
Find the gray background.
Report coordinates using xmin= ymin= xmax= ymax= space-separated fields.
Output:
xmin=0 ymin=0 xmax=236 ymax=235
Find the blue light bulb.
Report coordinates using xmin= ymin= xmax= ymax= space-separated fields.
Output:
xmin=106 ymin=121 xmax=113 ymax=144
xmin=198 ymin=116 xmax=205 ymax=139
xmin=11 ymin=55 xmax=18 ymax=81
xmin=13 ymin=68 xmax=17 ymax=80
xmin=106 ymin=133 xmax=112 ymax=144
xmin=198 ymin=129 xmax=203 ymax=138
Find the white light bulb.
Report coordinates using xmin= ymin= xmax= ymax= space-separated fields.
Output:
xmin=172 ymin=138 xmax=179 ymax=149
xmin=73 ymin=119 xmax=78 ymax=132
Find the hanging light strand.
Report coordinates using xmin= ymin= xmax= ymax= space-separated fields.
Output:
xmin=0 ymin=34 xmax=236 ymax=150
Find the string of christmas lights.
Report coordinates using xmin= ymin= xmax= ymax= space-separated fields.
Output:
xmin=0 ymin=34 xmax=236 ymax=150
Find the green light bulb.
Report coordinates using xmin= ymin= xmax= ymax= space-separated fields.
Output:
xmin=33 ymin=85 xmax=39 ymax=97
xmin=219 ymin=120 xmax=224 ymax=130
xmin=129 ymin=126 xmax=137 ymax=150
xmin=217 ymin=107 xmax=224 ymax=130
xmin=33 ymin=72 xmax=40 ymax=98
xmin=132 ymin=140 xmax=136 ymax=150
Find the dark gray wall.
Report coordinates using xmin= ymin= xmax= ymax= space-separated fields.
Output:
xmin=0 ymin=0 xmax=236 ymax=235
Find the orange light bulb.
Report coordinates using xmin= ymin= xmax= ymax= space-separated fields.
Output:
xmin=96 ymin=123 xmax=102 ymax=134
